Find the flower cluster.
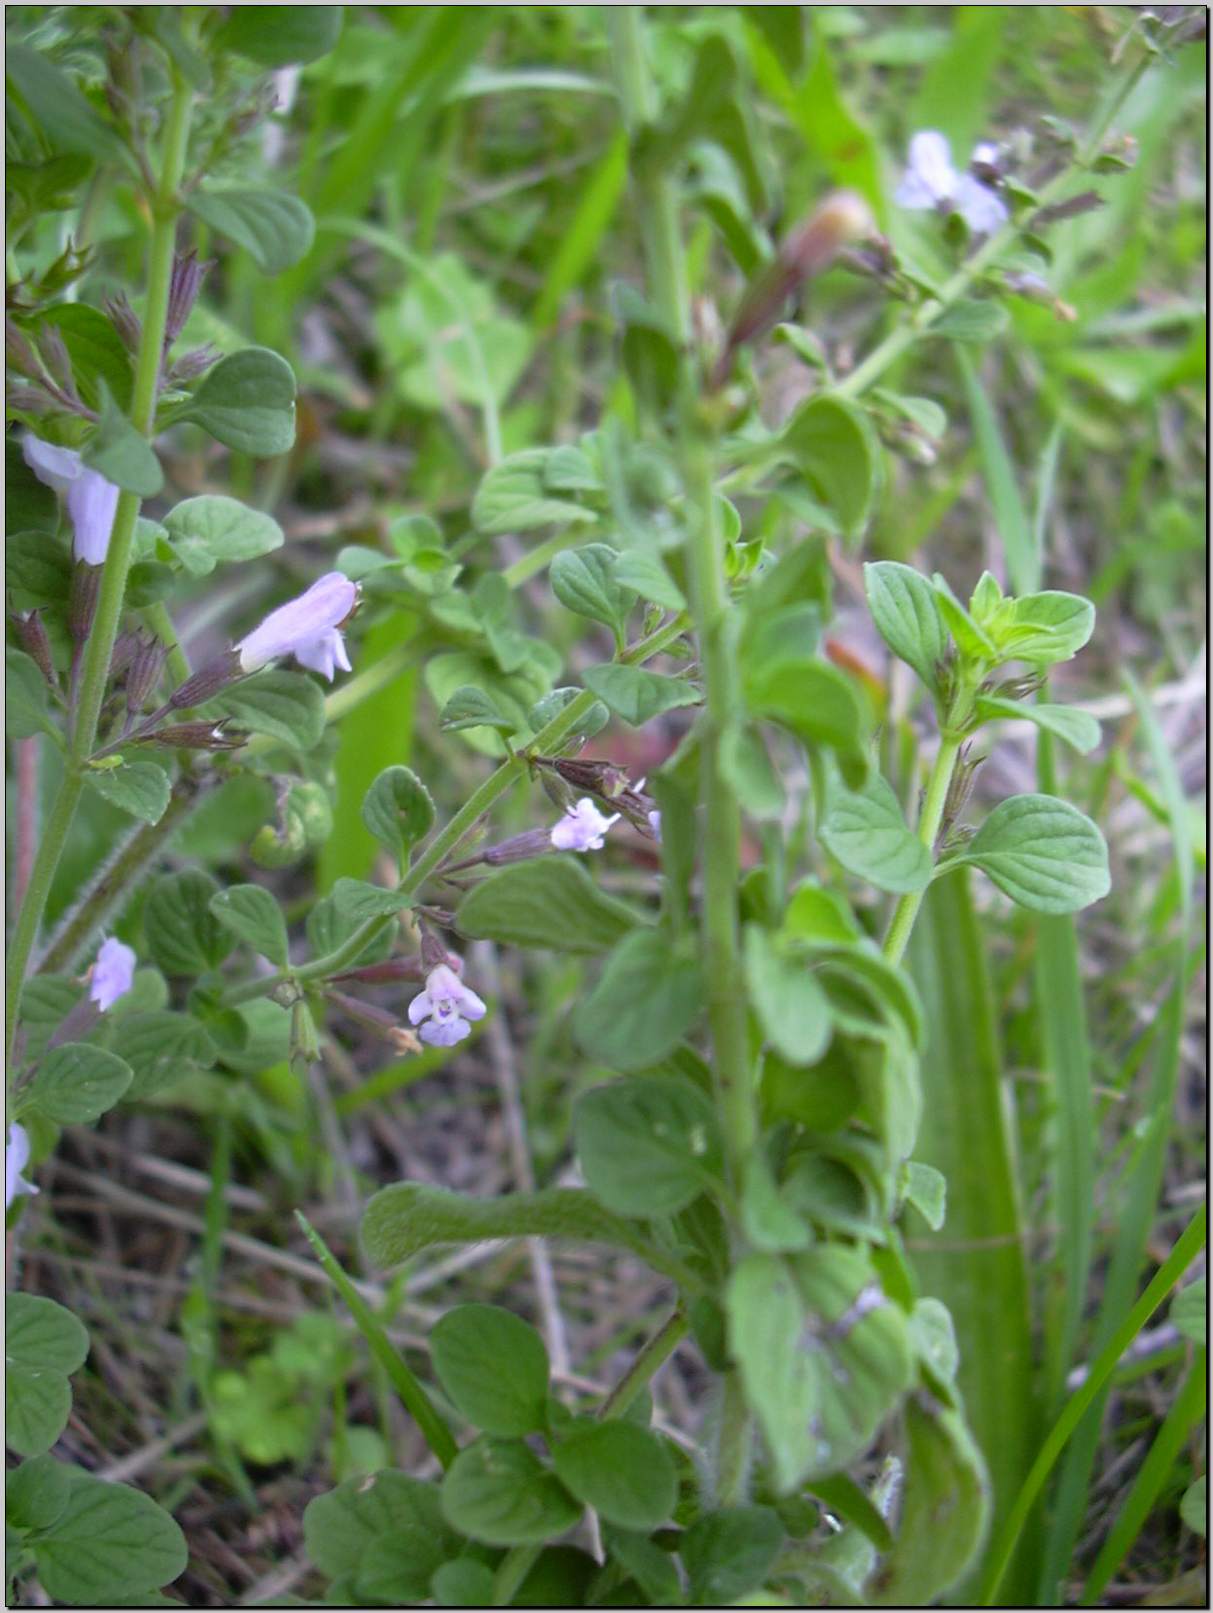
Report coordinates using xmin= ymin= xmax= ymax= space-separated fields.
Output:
xmin=22 ymin=433 xmax=120 ymax=566
xmin=894 ymin=131 xmax=1008 ymax=235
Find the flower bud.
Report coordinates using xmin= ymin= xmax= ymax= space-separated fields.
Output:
xmin=142 ymin=719 xmax=247 ymax=751
xmin=124 ymin=633 xmax=167 ymax=716
xmin=103 ymin=292 xmax=143 ymax=356
xmin=168 ymin=344 xmax=220 ymax=384
xmin=69 ymin=561 xmax=102 ymax=643
xmin=164 ymin=250 xmax=211 ymax=349
xmin=330 ymin=957 xmax=428 ymax=986
xmin=13 ymin=611 xmax=56 ymax=687
xmin=167 ymin=649 xmax=243 ymax=710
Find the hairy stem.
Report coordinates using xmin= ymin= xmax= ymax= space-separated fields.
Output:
xmin=5 ymin=71 xmax=194 ymax=1072
xmin=881 ymin=735 xmax=962 ymax=967
xmin=597 ymin=1307 xmax=688 ymax=1421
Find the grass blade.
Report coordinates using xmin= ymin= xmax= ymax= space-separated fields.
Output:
xmin=532 ymin=129 xmax=628 ymax=329
xmin=981 ymin=1206 xmax=1207 ymax=1604
xmin=1079 ymin=1345 xmax=1207 ymax=1604
xmin=295 ymin=1211 xmax=458 ymax=1469
xmin=956 ymin=346 xmax=1035 ymax=594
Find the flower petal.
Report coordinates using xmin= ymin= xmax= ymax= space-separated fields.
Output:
xmin=89 ymin=936 xmax=136 ymax=1012
xmin=236 ymin=573 xmax=357 ymax=675
xmin=407 ymin=991 xmax=434 ymax=1025
xmin=22 ymin=433 xmax=83 ymax=495
xmin=66 ymin=468 xmax=121 ymax=565
xmin=420 ymin=1015 xmax=470 ymax=1047
xmin=907 ymin=130 xmax=957 ymax=200
xmin=954 ymin=175 xmax=1009 ymax=234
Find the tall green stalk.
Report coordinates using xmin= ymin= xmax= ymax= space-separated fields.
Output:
xmin=5 ymin=72 xmax=195 ymax=1070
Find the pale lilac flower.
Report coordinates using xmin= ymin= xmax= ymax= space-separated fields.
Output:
xmin=235 ymin=572 xmax=357 ymax=681
xmin=6 ymin=1123 xmax=37 ymax=1209
xmin=22 ymin=433 xmax=120 ymax=565
xmin=647 ymin=809 xmax=662 ymax=841
xmin=550 ymin=798 xmax=620 ymax=853
xmin=407 ymin=963 xmax=487 ymax=1048
xmin=894 ymin=131 xmax=1008 ymax=235
xmin=89 ymin=936 xmax=136 ymax=1012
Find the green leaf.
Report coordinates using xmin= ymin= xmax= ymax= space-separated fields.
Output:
xmin=582 ymin=663 xmax=700 ymax=726
xmin=6 ymin=1453 xmax=73 ymax=1534
xmin=909 ymin=1297 xmax=961 ymax=1389
xmin=472 ymin=448 xmax=600 ymax=535
xmin=573 ymin=1075 xmax=723 ymax=1218
xmin=84 ymin=381 xmax=163 ymax=497
xmin=1172 ymin=1278 xmax=1206 ymax=1346
xmin=949 ymin=794 xmax=1110 ymax=913
xmin=719 ymin=723 xmax=785 ymax=821
xmin=143 ymin=869 xmax=231 ymax=975
xmin=214 ymin=5 xmax=343 ymax=64
xmin=783 ymin=881 xmax=863 ymax=946
xmin=574 ymin=931 xmax=704 ymax=1072
xmin=613 ymin=548 xmax=686 ymax=611
xmin=528 ymin=686 xmax=610 ymax=741
xmin=162 ymin=495 xmax=284 ymax=576
xmin=186 ymin=187 xmax=316 ymax=274
xmin=1001 ymin=591 xmax=1095 ymax=665
xmin=726 ymin=1248 xmax=914 ymax=1492
xmin=432 ymin=1559 xmax=497 ymax=1607
xmin=5 ymin=1296 xmax=89 ymax=1460
xmin=430 ymin=1305 xmax=550 ymax=1436
xmin=326 ymin=879 xmax=411 ymax=923
xmin=743 ymin=926 xmax=832 ymax=1067
xmin=863 ymin=561 xmax=949 ymax=695
xmin=39 ymin=304 xmax=133 ymax=413
xmin=551 ymin=1421 xmax=677 ymax=1531
xmin=180 ymin=347 xmax=297 ymax=457
xmin=83 ymin=759 xmax=171 ymax=825
xmin=206 ymin=668 xmax=324 ymax=752
xmin=680 ymin=1506 xmax=784 ymax=1605
xmin=108 ymin=1012 xmax=217 ymax=1101
xmin=820 ymin=774 xmax=932 ymax=895
xmin=209 ymin=883 xmax=289 ymax=965
xmin=1181 ymin=1476 xmax=1207 ymax=1537
xmin=761 ymin=1045 xmax=860 ymax=1132
xmin=5 ymin=43 xmax=126 ymax=161
xmin=6 ymin=647 xmax=52 ymax=739
xmin=455 ymin=856 xmax=642 ymax=955
xmin=550 ymin=543 xmax=636 ymax=641
xmin=361 ymin=765 xmax=435 ymax=859
xmin=903 ymin=1161 xmax=947 ymax=1232
xmin=361 ymin=1182 xmax=696 ymax=1287
xmin=874 ymin=1397 xmax=990 ymax=1604
xmin=975 ymin=695 xmax=1101 ymax=755
xmin=439 ymin=685 xmax=517 ymax=737
xmin=745 ymin=657 xmax=872 ymax=788
xmin=441 ymin=1437 xmax=581 ymax=1545
xmin=781 ymin=396 xmax=879 ymax=540
xmin=26 ymin=1043 xmax=132 ymax=1125
xmin=931 ymin=300 xmax=1010 ymax=344
xmin=32 ymin=1470 xmax=188 ymax=1603
xmin=5 ymin=531 xmax=71 ymax=609
xmin=304 ymin=1471 xmax=456 ymax=1589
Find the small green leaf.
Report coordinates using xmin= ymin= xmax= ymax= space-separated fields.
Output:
xmin=83 ymin=380 xmax=162 ymax=496
xmin=441 ymin=1437 xmax=581 ymax=1545
xmin=743 ymin=926 xmax=832 ymax=1067
xmin=6 ymin=647 xmax=52 ymax=739
xmin=26 ymin=1043 xmax=133 ymax=1125
xmin=761 ymin=1045 xmax=860 ymax=1132
xmin=207 ymin=669 xmax=325 ymax=752
xmin=5 ymin=1296 xmax=89 ymax=1458
xmin=432 ymin=1559 xmax=497 ymax=1607
xmin=215 ymin=4 xmax=343 ymax=63
xmin=304 ymin=1471 xmax=455 ymax=1582
xmin=439 ymin=685 xmax=517 ymax=737
xmin=180 ymin=347 xmax=297 ymax=457
xmin=5 ymin=531 xmax=71 ymax=610
xmin=949 ymin=794 xmax=1110 ymax=913
xmin=1172 ymin=1278 xmax=1206 ymax=1346
xmin=1180 ymin=1476 xmax=1206 ymax=1538
xmin=745 ymin=657 xmax=872 ymax=788
xmin=527 ymin=686 xmax=610 ymax=741
xmin=5 ymin=43 xmax=126 ymax=161
xmin=551 ymin=1421 xmax=677 ymax=1530
xmin=613 ymin=548 xmax=686 ymax=610
xmin=472 ymin=448 xmax=600 ymax=535
xmin=931 ymin=575 xmax=997 ymax=663
xmin=186 ymin=187 xmax=316 ymax=274
xmin=1001 ymin=590 xmax=1095 ymax=664
xmin=974 ymin=695 xmax=1101 ymax=754
xmin=108 ymin=1012 xmax=217 ymax=1100
xmin=903 ymin=1160 xmax=947 ymax=1231
xmin=680 ymin=1506 xmax=784 ymax=1605
xmin=162 ymin=495 xmax=284 ymax=575
xmin=31 ymin=1470 xmax=188 ymax=1603
xmin=143 ymin=869 xmax=231 ymax=975
xmin=781 ymin=395 xmax=879 ymax=540
xmin=327 ymin=879 xmax=411 ymax=923
xmin=550 ymin=543 xmax=636 ymax=641
xmin=209 ymin=883 xmax=289 ymax=965
xmin=574 ymin=931 xmax=704 ymax=1072
xmin=456 ymin=856 xmax=642 ymax=954
xmin=582 ymin=663 xmax=700 ymax=726
xmin=783 ymin=881 xmax=862 ymax=945
xmin=863 ymin=561 xmax=949 ymax=695
xmin=719 ymin=723 xmax=785 ymax=821
xmin=39 ymin=304 xmax=133 ymax=412
xmin=573 ymin=1075 xmax=723 ymax=1218
xmin=931 ymin=300 xmax=1010 ymax=344
xmin=361 ymin=765 xmax=436 ymax=859
xmin=820 ymin=774 xmax=932 ymax=895
xmin=84 ymin=760 xmax=171 ymax=824
xmin=430 ymin=1305 xmax=550 ymax=1436
xmin=6 ymin=1453 xmax=73 ymax=1534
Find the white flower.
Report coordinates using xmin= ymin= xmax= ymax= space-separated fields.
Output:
xmin=550 ymin=798 xmax=620 ymax=853
xmin=894 ymin=130 xmax=1008 ymax=235
xmin=89 ymin=936 xmax=136 ymax=1012
xmin=22 ymin=433 xmax=121 ymax=565
xmin=6 ymin=1123 xmax=37 ymax=1209
xmin=235 ymin=572 xmax=357 ymax=681
xmin=407 ymin=963 xmax=487 ymax=1048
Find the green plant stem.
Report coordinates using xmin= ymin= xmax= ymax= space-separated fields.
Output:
xmin=597 ymin=1307 xmax=688 ymax=1421
xmin=220 ymin=615 xmax=688 ymax=1006
xmin=493 ymin=1545 xmax=541 ymax=1608
xmin=978 ymin=1204 xmax=1206 ymax=1605
xmin=142 ymin=599 xmax=192 ymax=686
xmin=882 ymin=735 xmax=962 ymax=966
xmin=717 ymin=1370 xmax=753 ymax=1506
xmin=4 ymin=72 xmax=194 ymax=1073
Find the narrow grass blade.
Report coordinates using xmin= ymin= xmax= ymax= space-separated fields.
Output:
xmin=1036 ymin=674 xmax=1196 ymax=1597
xmin=906 ymin=868 xmax=1036 ymax=1602
xmin=532 ymin=129 xmax=628 ymax=329
xmin=956 ymin=347 xmax=1035 ymax=594
xmin=295 ymin=1211 xmax=458 ymax=1470
xmin=981 ymin=1206 xmax=1207 ymax=1604
xmin=1079 ymin=1345 xmax=1207 ymax=1604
